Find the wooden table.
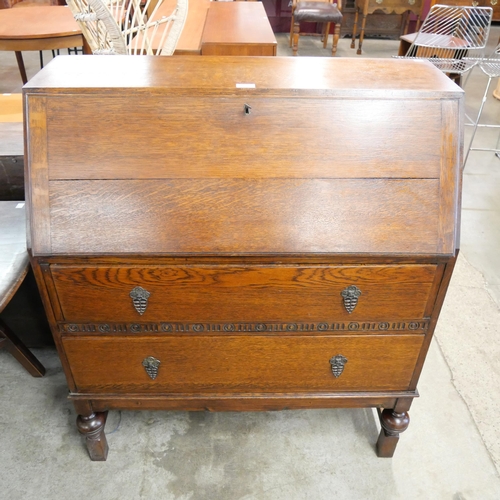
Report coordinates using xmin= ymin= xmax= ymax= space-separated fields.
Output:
xmin=0 ymin=6 xmax=84 ymax=84
xmin=151 ymin=0 xmax=210 ymax=55
xmin=201 ymin=1 xmax=277 ymax=56
xmin=351 ymin=0 xmax=423 ymax=54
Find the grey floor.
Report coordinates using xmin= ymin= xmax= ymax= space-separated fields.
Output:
xmin=1 ymin=30 xmax=500 ymax=499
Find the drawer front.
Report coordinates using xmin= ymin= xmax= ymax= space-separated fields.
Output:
xmin=51 ymin=264 xmax=438 ymax=323
xmin=62 ymin=334 xmax=424 ymax=393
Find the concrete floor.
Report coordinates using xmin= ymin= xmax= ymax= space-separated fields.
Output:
xmin=1 ymin=30 xmax=500 ymax=499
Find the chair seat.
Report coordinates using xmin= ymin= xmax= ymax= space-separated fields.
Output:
xmin=294 ymin=2 xmax=342 ymax=23
xmin=0 ymin=201 xmax=45 ymax=377
xmin=0 ymin=201 xmax=29 ymax=313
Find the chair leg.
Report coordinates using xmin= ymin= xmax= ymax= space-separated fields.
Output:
xmin=332 ymin=23 xmax=341 ymax=56
xmin=289 ymin=14 xmax=295 ymax=47
xmin=351 ymin=8 xmax=359 ymax=49
xmin=0 ymin=318 xmax=45 ymax=377
xmin=14 ymin=51 xmax=28 ymax=85
xmin=292 ymin=21 xmax=300 ymax=56
xmin=358 ymin=9 xmax=368 ymax=54
xmin=323 ymin=22 xmax=330 ymax=48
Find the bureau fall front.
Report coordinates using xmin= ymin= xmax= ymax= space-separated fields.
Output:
xmin=23 ymin=55 xmax=463 ymax=460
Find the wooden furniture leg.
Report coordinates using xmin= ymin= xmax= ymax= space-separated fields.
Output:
xmin=76 ymin=411 xmax=109 ymax=461
xmin=292 ymin=22 xmax=300 ymax=56
xmin=331 ymin=23 xmax=340 ymax=56
xmin=376 ymin=401 xmax=411 ymax=457
xmin=0 ymin=318 xmax=45 ymax=377
xmin=357 ymin=7 xmax=368 ymax=54
xmin=322 ymin=22 xmax=331 ymax=48
xmin=14 ymin=51 xmax=28 ymax=85
xmin=493 ymin=78 xmax=500 ymax=100
xmin=351 ymin=7 xmax=359 ymax=49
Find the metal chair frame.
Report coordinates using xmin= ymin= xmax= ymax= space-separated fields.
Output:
xmin=396 ymin=4 xmax=493 ymax=78
xmin=463 ymin=41 xmax=500 ymax=166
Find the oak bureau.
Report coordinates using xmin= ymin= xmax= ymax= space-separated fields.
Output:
xmin=23 ymin=55 xmax=463 ymax=461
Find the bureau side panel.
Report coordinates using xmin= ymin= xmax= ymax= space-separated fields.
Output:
xmin=47 ymin=178 xmax=440 ymax=255
xmin=437 ymin=99 xmax=463 ymax=254
xmin=24 ymin=95 xmax=51 ymax=254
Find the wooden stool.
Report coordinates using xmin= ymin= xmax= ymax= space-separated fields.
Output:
xmin=0 ymin=201 xmax=45 ymax=376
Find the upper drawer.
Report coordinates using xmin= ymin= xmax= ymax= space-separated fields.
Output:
xmin=50 ymin=264 xmax=438 ymax=324
xmin=43 ymin=96 xmax=442 ymax=180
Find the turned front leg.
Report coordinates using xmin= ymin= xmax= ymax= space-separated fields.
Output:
xmin=357 ymin=11 xmax=368 ymax=55
xmin=76 ymin=411 xmax=109 ymax=461
xmin=376 ymin=408 xmax=410 ymax=457
xmin=292 ymin=22 xmax=300 ymax=56
xmin=351 ymin=8 xmax=359 ymax=49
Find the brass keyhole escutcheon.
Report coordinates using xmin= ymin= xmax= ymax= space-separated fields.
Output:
xmin=244 ymin=103 xmax=252 ymax=115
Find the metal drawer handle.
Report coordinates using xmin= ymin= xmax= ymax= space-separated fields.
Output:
xmin=330 ymin=354 xmax=348 ymax=378
xmin=341 ymin=285 xmax=361 ymax=314
xmin=130 ymin=286 xmax=151 ymax=315
xmin=142 ymin=356 xmax=161 ymax=380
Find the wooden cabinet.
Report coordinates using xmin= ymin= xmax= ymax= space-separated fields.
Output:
xmin=430 ymin=0 xmax=500 ymax=21
xmin=24 ymin=55 xmax=463 ymax=461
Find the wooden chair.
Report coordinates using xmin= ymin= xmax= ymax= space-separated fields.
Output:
xmin=289 ymin=0 xmax=343 ymax=56
xmin=0 ymin=201 xmax=45 ymax=377
xmin=66 ymin=0 xmax=188 ymax=55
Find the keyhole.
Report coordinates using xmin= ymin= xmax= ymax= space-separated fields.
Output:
xmin=244 ymin=104 xmax=252 ymax=115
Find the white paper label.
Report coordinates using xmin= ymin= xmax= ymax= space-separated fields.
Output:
xmin=236 ymin=83 xmax=256 ymax=89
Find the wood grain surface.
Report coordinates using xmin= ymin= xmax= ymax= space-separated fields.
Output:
xmin=44 ymin=96 xmax=442 ymax=180
xmin=46 ymin=178 xmax=441 ymax=255
xmin=62 ymin=334 xmax=424 ymax=393
xmin=51 ymin=264 xmax=437 ymax=323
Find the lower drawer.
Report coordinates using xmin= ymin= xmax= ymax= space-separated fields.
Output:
xmin=63 ymin=334 xmax=423 ymax=393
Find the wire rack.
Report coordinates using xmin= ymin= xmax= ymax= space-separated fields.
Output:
xmin=395 ymin=4 xmax=493 ymax=76
xmin=463 ymin=43 xmax=500 ymax=166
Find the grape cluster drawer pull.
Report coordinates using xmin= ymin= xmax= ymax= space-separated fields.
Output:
xmin=329 ymin=354 xmax=348 ymax=378
xmin=142 ymin=356 xmax=161 ymax=380
xmin=341 ymin=285 xmax=362 ymax=314
xmin=129 ymin=286 xmax=151 ymax=316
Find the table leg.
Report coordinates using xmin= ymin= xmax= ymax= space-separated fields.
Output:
xmin=15 ymin=51 xmax=28 ymax=85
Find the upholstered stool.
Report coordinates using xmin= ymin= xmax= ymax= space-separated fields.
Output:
xmin=290 ymin=0 xmax=342 ymax=56
xmin=0 ymin=201 xmax=45 ymax=376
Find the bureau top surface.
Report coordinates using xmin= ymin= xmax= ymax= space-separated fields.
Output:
xmin=23 ymin=55 xmax=462 ymax=98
